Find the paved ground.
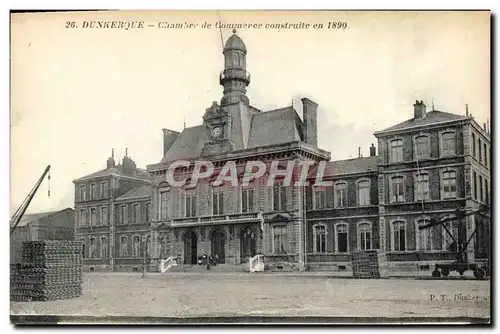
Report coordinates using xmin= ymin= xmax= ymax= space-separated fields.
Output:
xmin=10 ymin=272 xmax=490 ymax=321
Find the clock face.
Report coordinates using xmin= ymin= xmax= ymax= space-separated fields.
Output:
xmin=212 ymin=127 xmax=222 ymax=138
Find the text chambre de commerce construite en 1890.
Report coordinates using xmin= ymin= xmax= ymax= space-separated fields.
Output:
xmin=66 ymin=20 xmax=348 ymax=30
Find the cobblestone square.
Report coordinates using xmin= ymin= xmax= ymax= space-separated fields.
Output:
xmin=10 ymin=272 xmax=490 ymax=322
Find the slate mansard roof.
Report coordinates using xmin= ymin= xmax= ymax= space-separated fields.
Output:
xmin=158 ymin=105 xmax=304 ymax=164
xmin=375 ymin=110 xmax=468 ymax=135
xmin=115 ymin=185 xmax=152 ymax=201
xmin=73 ymin=165 xmax=151 ymax=182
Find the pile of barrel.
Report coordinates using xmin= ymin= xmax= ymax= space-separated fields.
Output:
xmin=10 ymin=241 xmax=83 ymax=301
xmin=351 ymin=250 xmax=387 ymax=279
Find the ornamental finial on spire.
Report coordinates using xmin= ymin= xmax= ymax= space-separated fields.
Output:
xmin=232 ymin=28 xmax=237 ymax=34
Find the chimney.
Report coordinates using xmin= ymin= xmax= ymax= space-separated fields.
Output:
xmin=483 ymin=123 xmax=487 ymax=131
xmin=413 ymin=100 xmax=426 ymax=119
xmin=162 ymin=128 xmax=180 ymax=156
xmin=106 ymin=149 xmax=116 ymax=169
xmin=370 ymin=143 xmax=376 ymax=157
xmin=122 ymin=150 xmax=137 ymax=175
xmin=301 ymin=97 xmax=318 ymax=147
xmin=358 ymin=147 xmax=361 ymax=158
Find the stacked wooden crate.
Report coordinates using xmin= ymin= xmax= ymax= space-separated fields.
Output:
xmin=351 ymin=250 xmax=381 ymax=279
xmin=10 ymin=241 xmax=83 ymax=301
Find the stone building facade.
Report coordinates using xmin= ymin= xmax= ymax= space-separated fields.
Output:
xmin=73 ymin=30 xmax=490 ymax=272
xmin=73 ymin=150 xmax=151 ymax=271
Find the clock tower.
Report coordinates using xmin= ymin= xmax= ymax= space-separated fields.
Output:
xmin=201 ymin=101 xmax=234 ymax=156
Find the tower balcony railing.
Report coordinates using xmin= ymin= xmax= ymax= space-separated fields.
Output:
xmin=166 ymin=211 xmax=263 ymax=227
xmin=219 ymin=70 xmax=251 ymax=84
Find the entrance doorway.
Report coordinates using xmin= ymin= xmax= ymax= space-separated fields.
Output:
xmin=210 ymin=228 xmax=226 ymax=263
xmin=183 ymin=231 xmax=198 ymax=264
xmin=240 ymin=226 xmax=256 ymax=263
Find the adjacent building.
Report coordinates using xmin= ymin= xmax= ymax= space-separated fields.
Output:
xmin=73 ymin=150 xmax=151 ymax=271
xmin=10 ymin=208 xmax=75 ymax=264
xmin=73 ymin=30 xmax=491 ymax=272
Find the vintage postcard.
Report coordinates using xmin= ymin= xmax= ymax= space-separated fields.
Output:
xmin=9 ymin=10 xmax=491 ymax=324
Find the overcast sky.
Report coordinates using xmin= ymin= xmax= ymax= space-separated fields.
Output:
xmin=10 ymin=10 xmax=490 ymax=214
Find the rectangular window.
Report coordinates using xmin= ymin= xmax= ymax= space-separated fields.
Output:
xmin=90 ymin=238 xmax=97 ymax=258
xmin=134 ymin=204 xmax=140 ymax=224
xmin=314 ymin=188 xmax=326 ymax=209
xmin=391 ymin=176 xmax=404 ymax=203
xmin=120 ymin=237 xmax=128 ymax=257
xmin=478 ymin=139 xmax=482 ymax=162
xmin=79 ymin=185 xmax=86 ymax=201
xmin=146 ymin=203 xmax=151 ymax=223
xmin=392 ymin=222 xmax=406 ymax=251
xmin=441 ymin=132 xmax=456 ymax=157
xmin=241 ymin=187 xmax=254 ymax=213
xmin=101 ymin=207 xmax=108 ymax=226
xmin=79 ymin=209 xmax=85 ymax=227
xmin=132 ymin=236 xmax=141 ymax=257
xmin=159 ymin=190 xmax=168 ymax=219
xmin=273 ymin=184 xmax=287 ymax=211
xmin=358 ymin=223 xmax=372 ymax=250
xmin=484 ymin=143 xmax=487 ymax=166
xmin=472 ymin=133 xmax=476 ymax=157
xmin=415 ymin=173 xmax=430 ymax=201
xmin=185 ymin=189 xmax=197 ymax=217
xmin=336 ymin=224 xmax=348 ymax=253
xmin=417 ymin=220 xmax=432 ymax=251
xmin=473 ymin=172 xmax=478 ymax=199
xmin=479 ymin=175 xmax=483 ymax=202
xmin=90 ymin=208 xmax=97 ymax=226
xmin=357 ymin=181 xmax=370 ymax=206
xmin=90 ymin=184 xmax=97 ymax=200
xmin=272 ymin=226 xmax=288 ymax=254
xmin=100 ymin=181 xmax=108 ymax=199
xmin=100 ymin=237 xmax=108 ymax=258
xmin=212 ymin=187 xmax=224 ymax=215
xmin=121 ymin=205 xmax=128 ymax=224
xmin=335 ymin=182 xmax=348 ymax=208
xmin=390 ymin=139 xmax=403 ymax=163
xmin=313 ymin=225 xmax=327 ymax=253
xmin=442 ymin=171 xmax=457 ymax=199
xmin=415 ymin=135 xmax=430 ymax=160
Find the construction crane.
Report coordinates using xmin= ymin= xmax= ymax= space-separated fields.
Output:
xmin=10 ymin=165 xmax=51 ymax=236
xmin=418 ymin=203 xmax=490 ymax=279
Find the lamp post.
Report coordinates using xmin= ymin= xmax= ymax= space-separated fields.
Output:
xmin=142 ymin=235 xmax=149 ymax=279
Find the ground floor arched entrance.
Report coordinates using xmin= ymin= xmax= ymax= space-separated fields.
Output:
xmin=183 ymin=230 xmax=198 ymax=265
xmin=210 ymin=228 xmax=226 ymax=263
xmin=240 ymin=226 xmax=256 ymax=263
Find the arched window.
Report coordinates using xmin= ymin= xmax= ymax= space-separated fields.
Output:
xmin=357 ymin=180 xmax=370 ymax=206
xmin=416 ymin=219 xmax=432 ymax=251
xmin=358 ymin=221 xmax=372 ymax=250
xmin=414 ymin=135 xmax=430 ymax=160
xmin=391 ymin=221 xmax=406 ymax=251
xmin=335 ymin=223 xmax=349 ymax=253
xmin=390 ymin=139 xmax=403 ymax=163
xmin=313 ymin=224 xmax=327 ymax=253
xmin=334 ymin=182 xmax=348 ymax=208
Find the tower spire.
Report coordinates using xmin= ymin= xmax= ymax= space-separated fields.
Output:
xmin=219 ymin=29 xmax=250 ymax=106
